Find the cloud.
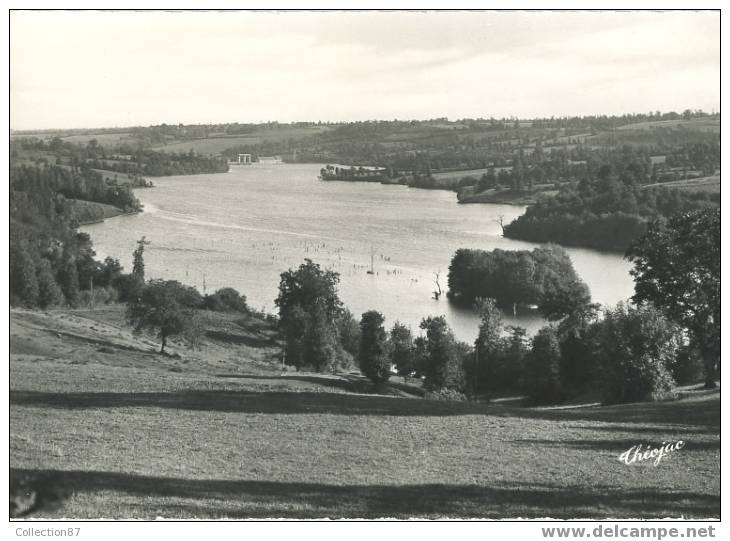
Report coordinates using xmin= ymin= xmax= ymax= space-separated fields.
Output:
xmin=10 ymin=10 xmax=720 ymax=129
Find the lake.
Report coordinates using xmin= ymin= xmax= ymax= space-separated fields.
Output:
xmin=83 ymin=163 xmax=635 ymax=341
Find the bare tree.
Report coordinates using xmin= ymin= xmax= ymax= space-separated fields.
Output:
xmin=433 ymin=271 xmax=442 ymax=300
xmin=494 ymin=215 xmax=505 ymax=235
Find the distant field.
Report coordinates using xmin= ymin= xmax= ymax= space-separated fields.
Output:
xmin=644 ymin=175 xmax=721 ymax=194
xmin=61 ymin=132 xmax=137 ymax=145
xmin=617 ymin=119 xmax=720 ymax=133
xmin=428 ymin=167 xmax=514 ymax=188
xmin=430 ymin=168 xmax=491 ymax=186
xmin=9 ymin=307 xmax=720 ymax=519
xmin=151 ymin=126 xmax=332 ymax=154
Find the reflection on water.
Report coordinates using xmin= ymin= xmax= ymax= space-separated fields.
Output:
xmin=84 ymin=163 xmax=634 ymax=342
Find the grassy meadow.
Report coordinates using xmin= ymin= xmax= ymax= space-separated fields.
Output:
xmin=10 ymin=307 xmax=720 ymax=519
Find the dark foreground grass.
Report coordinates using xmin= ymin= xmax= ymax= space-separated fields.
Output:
xmin=10 ymin=468 xmax=720 ymax=519
xmin=9 ymin=309 xmax=721 ymax=519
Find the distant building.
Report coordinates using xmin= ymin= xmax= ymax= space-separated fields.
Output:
xmin=236 ymin=153 xmax=252 ymax=165
xmin=258 ymin=155 xmax=283 ymax=164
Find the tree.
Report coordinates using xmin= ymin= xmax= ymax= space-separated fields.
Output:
xmin=595 ymin=303 xmax=679 ymax=404
xmin=389 ymin=322 xmax=414 ymax=380
xmin=557 ymin=304 xmax=600 ymax=394
xmin=132 ymin=236 xmax=149 ymax=281
xmin=75 ymin=232 xmax=99 ymax=291
xmin=539 ymin=278 xmax=592 ymax=321
xmin=127 ymin=279 xmax=202 ymax=354
xmin=9 ymin=238 xmax=39 ymax=307
xmin=96 ymin=257 xmax=124 ymax=288
xmin=305 ymin=302 xmax=340 ymax=372
xmin=473 ymin=298 xmax=502 ymax=393
xmin=626 ymin=209 xmax=720 ymax=388
xmin=58 ymin=253 xmax=80 ymax=307
xmin=336 ymin=308 xmax=361 ymax=359
xmin=495 ymin=326 xmax=529 ymax=392
xmin=419 ymin=316 xmax=464 ymax=391
xmin=359 ymin=311 xmax=391 ymax=384
xmin=275 ymin=259 xmax=343 ymax=371
xmin=282 ymin=304 xmax=309 ymax=368
xmin=114 ymin=273 xmax=144 ymax=303
xmin=36 ymin=259 xmax=64 ymax=308
xmin=412 ymin=335 xmax=429 ymax=378
xmin=276 ymin=259 xmax=342 ymax=322
xmin=525 ymin=326 xmax=563 ymax=404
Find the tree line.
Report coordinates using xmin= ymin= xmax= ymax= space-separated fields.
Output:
xmin=10 ymin=164 xmax=140 ymax=309
xmin=272 ymin=208 xmax=718 ymax=403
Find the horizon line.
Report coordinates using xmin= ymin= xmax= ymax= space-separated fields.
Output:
xmin=9 ymin=109 xmax=722 ymax=133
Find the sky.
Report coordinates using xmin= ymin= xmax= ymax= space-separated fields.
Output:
xmin=9 ymin=10 xmax=721 ymax=130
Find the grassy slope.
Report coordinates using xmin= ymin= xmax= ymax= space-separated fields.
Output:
xmin=10 ymin=307 xmax=720 ymax=519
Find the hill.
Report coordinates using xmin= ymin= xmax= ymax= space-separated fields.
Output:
xmin=10 ymin=306 xmax=720 ymax=519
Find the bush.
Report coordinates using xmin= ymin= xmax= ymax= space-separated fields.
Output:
xmin=203 ymin=287 xmax=248 ymax=313
xmin=78 ymin=286 xmax=117 ymax=307
xmin=333 ymin=346 xmax=357 ymax=373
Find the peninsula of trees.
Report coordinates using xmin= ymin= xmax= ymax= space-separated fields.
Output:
xmin=502 ymin=167 xmax=718 ymax=251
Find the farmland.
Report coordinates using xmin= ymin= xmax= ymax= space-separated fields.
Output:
xmin=61 ymin=132 xmax=138 ymax=146
xmin=10 ymin=306 xmax=720 ymax=519
xmin=616 ymin=118 xmax=720 ymax=133
xmin=150 ymin=126 xmax=332 ymax=155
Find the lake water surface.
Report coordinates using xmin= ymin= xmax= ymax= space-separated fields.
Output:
xmin=83 ymin=163 xmax=635 ymax=341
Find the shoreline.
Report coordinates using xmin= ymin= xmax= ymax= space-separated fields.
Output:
xmin=320 ymin=174 xmax=546 ymax=207
xmin=320 ymin=176 xmax=535 ymax=206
